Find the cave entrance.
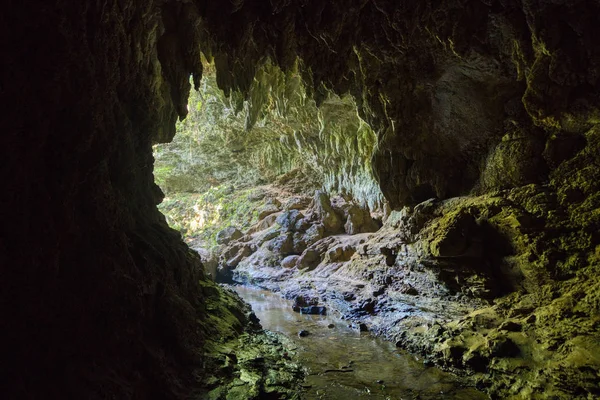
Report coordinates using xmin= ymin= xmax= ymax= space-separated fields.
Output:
xmin=152 ymin=60 xmax=383 ymax=276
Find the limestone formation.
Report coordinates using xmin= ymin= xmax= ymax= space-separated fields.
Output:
xmin=5 ymin=1 xmax=600 ymax=399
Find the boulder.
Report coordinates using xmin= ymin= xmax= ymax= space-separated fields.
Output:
xmin=266 ymin=197 xmax=282 ymax=208
xmin=224 ymin=245 xmax=253 ymax=268
xmin=276 ymin=210 xmax=304 ymax=232
xmin=303 ymin=223 xmax=325 ymax=247
xmin=267 ymin=233 xmax=294 ymax=256
xmin=281 ymin=255 xmax=300 ymax=269
xmin=283 ymin=196 xmax=311 ymax=210
xmin=291 ymin=295 xmax=317 ymax=312
xmin=216 ymin=226 xmax=243 ymax=245
xmin=323 ymin=244 xmax=356 ymax=263
xmin=314 ymin=191 xmax=343 ymax=234
xmin=429 ymin=211 xmax=480 ymax=258
xmin=249 ymin=213 xmax=278 ymax=233
xmin=221 ymin=243 xmax=245 ymax=261
xmin=344 ymin=204 xmax=379 ymax=235
xmin=294 ymin=217 xmax=311 ymax=233
xmin=258 ymin=204 xmax=280 ymax=220
xmin=194 ymin=247 xmax=218 ymax=281
xmin=292 ymin=232 xmax=307 ymax=254
xmin=255 ymin=227 xmax=281 ymax=246
xmin=296 ymin=248 xmax=322 ymax=270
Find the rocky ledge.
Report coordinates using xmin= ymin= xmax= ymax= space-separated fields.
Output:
xmin=209 ymin=180 xmax=600 ymax=399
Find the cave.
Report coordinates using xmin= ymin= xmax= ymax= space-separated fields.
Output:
xmin=4 ymin=1 xmax=600 ymax=399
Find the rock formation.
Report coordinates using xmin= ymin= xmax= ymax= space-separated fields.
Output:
xmin=3 ymin=0 xmax=600 ymax=399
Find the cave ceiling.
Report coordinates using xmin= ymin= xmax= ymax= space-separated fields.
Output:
xmin=157 ymin=0 xmax=600 ymax=208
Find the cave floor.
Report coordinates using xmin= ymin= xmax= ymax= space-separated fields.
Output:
xmin=234 ymin=285 xmax=488 ymax=400
xmin=202 ymin=185 xmax=600 ymax=399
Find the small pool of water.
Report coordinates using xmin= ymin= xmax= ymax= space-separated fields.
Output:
xmin=234 ymin=286 xmax=488 ymax=400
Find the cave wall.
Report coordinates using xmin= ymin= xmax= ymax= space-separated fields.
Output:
xmin=2 ymin=1 xmax=248 ymax=398
xmin=192 ymin=0 xmax=599 ymax=208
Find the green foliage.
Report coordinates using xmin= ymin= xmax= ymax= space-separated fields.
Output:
xmin=158 ymin=185 xmax=263 ymax=244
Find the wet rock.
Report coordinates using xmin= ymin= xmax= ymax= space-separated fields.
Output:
xmin=372 ymin=286 xmax=385 ymax=297
xmin=299 ymin=306 xmax=327 ymax=315
xmin=399 ymin=284 xmax=419 ymax=296
xmin=543 ymin=133 xmax=586 ymax=169
xmin=442 ymin=342 xmax=467 ymax=367
xmin=343 ymin=292 xmax=356 ymax=301
xmin=233 ymin=247 xmax=282 ymax=279
xmin=525 ymin=314 xmax=536 ymax=324
xmin=380 ymin=247 xmax=396 ymax=266
xmin=327 ymin=324 xmax=335 ymax=329
xmin=225 ymin=245 xmax=254 ymax=268
xmin=291 ymin=296 xmax=311 ymax=312
xmin=217 ymin=244 xmax=256 ymax=282
xmin=281 ymin=255 xmax=299 ymax=269
xmin=358 ymin=323 xmax=369 ymax=332
xmin=356 ymin=299 xmax=376 ymax=315
xmin=481 ymin=134 xmax=547 ymax=191
xmin=298 ymin=330 xmax=310 ymax=337
xmin=216 ymin=226 xmax=243 ymax=245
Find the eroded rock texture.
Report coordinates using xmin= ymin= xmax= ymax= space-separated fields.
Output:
xmin=193 ymin=0 xmax=600 ymax=208
xmin=3 ymin=1 xmax=301 ymax=399
xmin=4 ymin=0 xmax=600 ymax=399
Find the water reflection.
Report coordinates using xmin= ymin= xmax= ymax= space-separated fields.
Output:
xmin=234 ymin=285 xmax=488 ymax=400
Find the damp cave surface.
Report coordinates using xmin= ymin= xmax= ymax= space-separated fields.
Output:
xmin=234 ymin=285 xmax=488 ymax=399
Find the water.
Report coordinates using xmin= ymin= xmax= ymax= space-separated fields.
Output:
xmin=234 ymin=286 xmax=488 ymax=400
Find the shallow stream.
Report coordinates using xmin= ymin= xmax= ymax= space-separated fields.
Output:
xmin=234 ymin=286 xmax=488 ymax=400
